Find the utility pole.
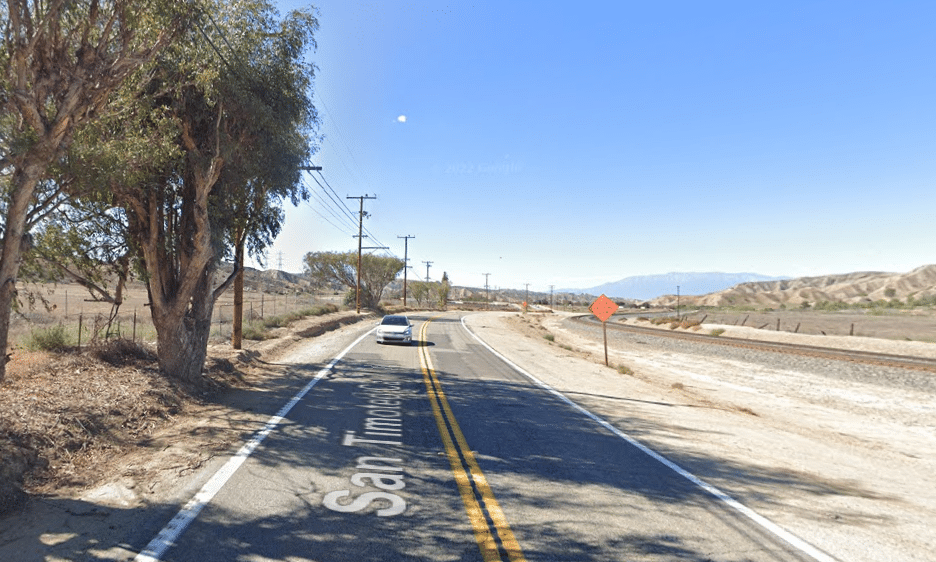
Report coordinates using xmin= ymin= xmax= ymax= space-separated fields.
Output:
xmin=233 ymin=165 xmax=320 ymax=350
xmin=398 ymin=235 xmax=415 ymax=307
xmin=524 ymin=283 xmax=531 ymax=307
xmin=483 ymin=273 xmax=491 ymax=309
xmin=348 ymin=195 xmax=377 ymax=313
xmin=676 ymin=285 xmax=680 ymax=319
xmin=423 ymin=261 xmax=433 ymax=282
xmin=549 ymin=285 xmax=555 ymax=309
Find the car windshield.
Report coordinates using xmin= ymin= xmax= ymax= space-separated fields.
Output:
xmin=381 ymin=316 xmax=408 ymax=326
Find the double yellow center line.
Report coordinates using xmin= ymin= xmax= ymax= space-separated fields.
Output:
xmin=418 ymin=317 xmax=526 ymax=562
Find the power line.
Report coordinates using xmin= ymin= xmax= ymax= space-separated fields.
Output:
xmin=304 ymin=177 xmax=357 ymax=235
xmin=302 ymin=199 xmax=355 ymax=238
xmin=316 ymin=93 xmax=380 ymax=195
xmin=309 ymin=173 xmax=358 ymax=225
xmin=303 ymin=172 xmax=401 ymax=261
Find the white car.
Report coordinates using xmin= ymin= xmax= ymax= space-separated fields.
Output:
xmin=375 ymin=315 xmax=413 ymax=345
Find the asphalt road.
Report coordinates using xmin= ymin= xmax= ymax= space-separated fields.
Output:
xmin=136 ymin=312 xmax=822 ymax=562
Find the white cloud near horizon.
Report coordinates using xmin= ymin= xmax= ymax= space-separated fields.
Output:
xmin=396 ymin=115 xmax=406 ymax=123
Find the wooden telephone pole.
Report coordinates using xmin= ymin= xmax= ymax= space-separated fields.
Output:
xmin=233 ymin=165 xmax=321 ymax=349
xmin=398 ymin=235 xmax=415 ymax=306
xmin=348 ymin=195 xmax=377 ymax=313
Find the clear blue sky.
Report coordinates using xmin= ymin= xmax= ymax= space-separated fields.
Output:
xmin=262 ymin=0 xmax=936 ymax=292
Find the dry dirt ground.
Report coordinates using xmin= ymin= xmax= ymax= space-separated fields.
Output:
xmin=673 ymin=308 xmax=936 ymax=343
xmin=489 ymin=311 xmax=936 ymax=562
xmin=0 ymin=311 xmax=370 ymax=513
xmin=1 ymin=308 xmax=935 ymax=562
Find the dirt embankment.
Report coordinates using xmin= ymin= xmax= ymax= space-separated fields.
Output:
xmin=0 ymin=310 xmax=370 ymax=515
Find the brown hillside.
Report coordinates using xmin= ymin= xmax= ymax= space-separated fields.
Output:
xmin=652 ymin=264 xmax=936 ymax=307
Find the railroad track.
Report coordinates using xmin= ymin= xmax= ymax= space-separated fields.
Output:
xmin=571 ymin=315 xmax=936 ymax=374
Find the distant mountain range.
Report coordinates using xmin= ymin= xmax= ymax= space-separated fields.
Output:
xmin=567 ymin=272 xmax=785 ymax=301
xmin=659 ymin=264 xmax=936 ymax=308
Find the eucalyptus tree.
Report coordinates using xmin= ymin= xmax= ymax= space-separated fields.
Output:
xmin=409 ymin=281 xmax=430 ymax=307
xmin=62 ymin=0 xmax=320 ymax=382
xmin=0 ymin=0 xmax=188 ymax=381
xmin=304 ymin=251 xmax=405 ymax=311
xmin=213 ymin=4 xmax=320 ymax=349
xmin=20 ymin=200 xmax=133 ymax=307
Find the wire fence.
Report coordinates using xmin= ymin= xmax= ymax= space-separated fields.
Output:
xmin=11 ymin=287 xmax=336 ymax=349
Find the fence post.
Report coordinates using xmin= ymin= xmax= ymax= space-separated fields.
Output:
xmin=133 ymin=309 xmax=137 ymax=342
xmin=78 ymin=314 xmax=83 ymax=349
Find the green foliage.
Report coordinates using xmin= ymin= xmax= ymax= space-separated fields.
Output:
xmin=543 ymin=333 xmax=555 ymax=342
xmin=813 ymin=300 xmax=850 ymax=312
xmin=709 ymin=328 xmax=726 ymax=337
xmin=437 ymin=272 xmax=452 ymax=309
xmin=304 ymin=251 xmax=405 ymax=310
xmin=24 ymin=324 xmax=72 ymax=352
xmin=410 ymin=281 xmax=431 ymax=306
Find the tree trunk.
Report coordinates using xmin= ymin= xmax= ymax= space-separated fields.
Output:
xmin=0 ymin=158 xmax=50 ymax=381
xmin=161 ymin=313 xmax=211 ymax=379
xmin=151 ymin=265 xmax=216 ymax=383
xmin=155 ymin=314 xmax=212 ymax=382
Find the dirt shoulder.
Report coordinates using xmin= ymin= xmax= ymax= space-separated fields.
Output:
xmin=465 ymin=310 xmax=936 ymax=562
xmin=0 ymin=310 xmax=373 ymax=513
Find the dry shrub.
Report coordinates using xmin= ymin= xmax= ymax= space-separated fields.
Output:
xmin=88 ymin=338 xmax=155 ymax=366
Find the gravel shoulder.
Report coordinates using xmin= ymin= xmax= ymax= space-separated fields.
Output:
xmin=463 ymin=311 xmax=936 ymax=562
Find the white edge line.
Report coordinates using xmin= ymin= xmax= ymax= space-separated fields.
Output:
xmin=134 ymin=328 xmax=375 ymax=562
xmin=460 ymin=315 xmax=839 ymax=562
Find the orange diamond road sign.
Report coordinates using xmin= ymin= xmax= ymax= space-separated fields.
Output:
xmin=589 ymin=294 xmax=618 ymax=323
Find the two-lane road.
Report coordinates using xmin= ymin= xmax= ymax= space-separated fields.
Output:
xmin=134 ymin=312 xmax=828 ymax=562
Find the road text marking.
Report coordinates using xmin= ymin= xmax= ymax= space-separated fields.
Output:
xmin=133 ymin=330 xmax=373 ymax=562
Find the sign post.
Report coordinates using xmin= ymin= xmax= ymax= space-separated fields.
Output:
xmin=588 ymin=294 xmax=619 ymax=366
